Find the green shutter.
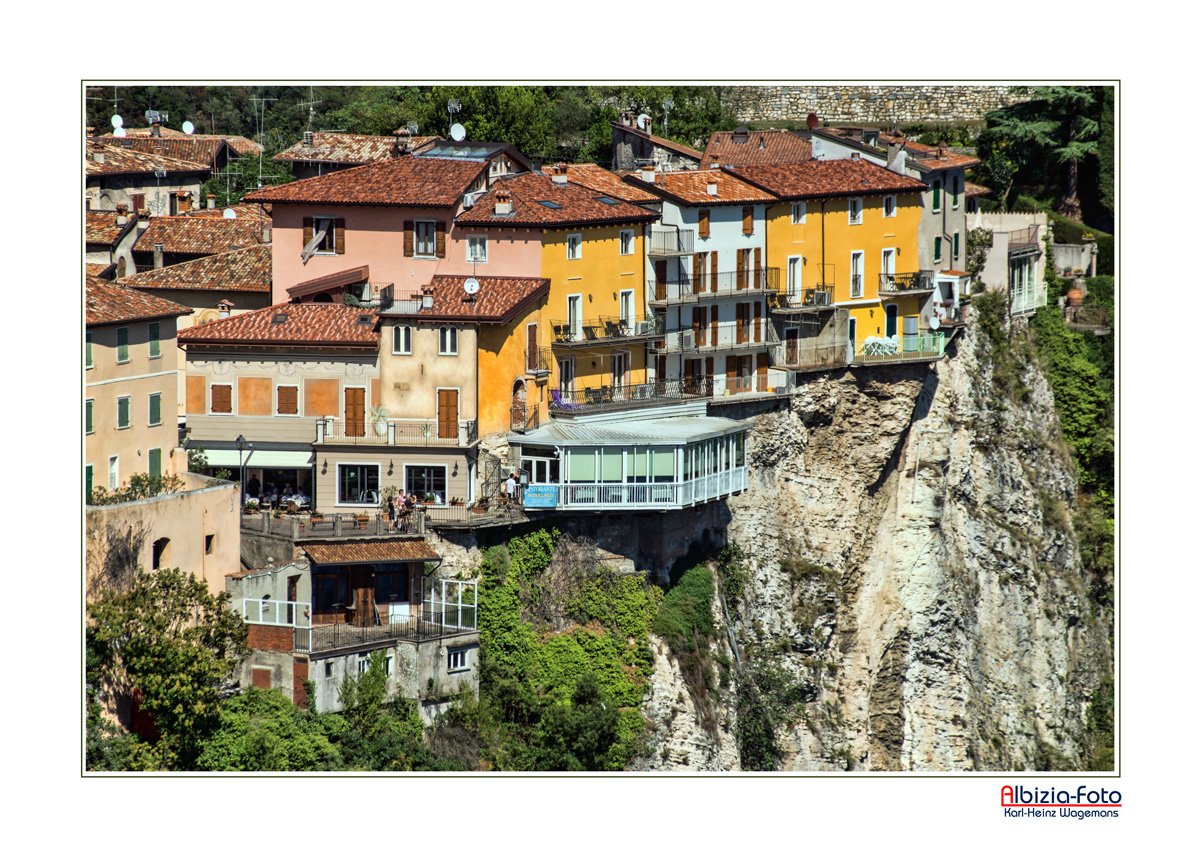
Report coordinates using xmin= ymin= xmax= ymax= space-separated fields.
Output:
xmin=953 ymin=232 xmax=960 ymax=258
xmin=85 ymin=332 xmax=92 ymax=368
xmin=601 ymin=449 xmax=623 ymax=482
xmin=652 ymin=449 xmax=675 ymax=479
xmin=149 ymin=448 xmax=162 ymax=480
xmin=85 ymin=465 xmax=93 ymax=501
xmin=117 ymin=327 xmax=129 ymax=362
xmin=932 ymin=182 xmax=941 ymax=211
xmin=117 ymin=397 xmax=129 ymax=428
xmin=148 ymin=322 xmax=161 ymax=358
xmin=86 ymin=400 xmax=93 ymax=434
xmin=149 ymin=393 xmax=161 ymax=426
xmin=934 ymin=237 xmax=942 ymax=260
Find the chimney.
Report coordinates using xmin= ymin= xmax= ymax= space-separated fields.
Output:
xmin=391 ymin=128 xmax=411 ymax=158
xmin=92 ymin=150 xmax=105 ymax=164
xmin=151 ymin=122 xmax=161 ymax=138
xmin=886 ymin=141 xmax=905 ymax=174
xmin=758 ymin=135 xmax=766 ymax=149
xmin=153 ymin=242 xmax=164 ymax=269
xmin=421 ymin=286 xmax=434 ymax=310
xmin=641 ymin=164 xmax=655 ymax=183
xmin=217 ymin=300 xmax=233 ymax=319
xmin=176 ymin=191 xmax=191 ymax=213
xmin=116 ymin=204 xmax=128 ymax=225
xmin=207 ymin=194 xmax=216 ymax=209
xmin=303 ymin=131 xmax=314 ymax=147
xmin=709 ymin=158 xmax=719 ymax=169
xmin=262 ymin=226 xmax=272 ymax=244
xmin=533 ymin=155 xmax=544 ymax=173
xmin=938 ymin=145 xmax=948 ymax=161
xmin=494 ymin=188 xmax=512 ymax=216
xmin=551 ymin=163 xmax=568 ymax=185
xmin=706 ymin=179 xmax=718 ymax=196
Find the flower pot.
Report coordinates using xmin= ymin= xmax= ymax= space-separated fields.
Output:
xmin=373 ymin=420 xmax=387 ymax=437
xmin=1067 ymin=288 xmax=1084 ymax=308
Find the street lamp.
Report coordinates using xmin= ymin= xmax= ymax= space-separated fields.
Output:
xmin=235 ymin=434 xmax=249 ymax=500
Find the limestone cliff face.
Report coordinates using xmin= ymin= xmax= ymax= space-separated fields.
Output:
xmin=647 ymin=323 xmax=1112 ymax=771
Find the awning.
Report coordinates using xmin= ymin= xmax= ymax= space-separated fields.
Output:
xmin=201 ymin=449 xmax=314 ymax=468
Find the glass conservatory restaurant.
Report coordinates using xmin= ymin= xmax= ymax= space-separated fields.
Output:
xmin=509 ymin=412 xmax=749 ymax=512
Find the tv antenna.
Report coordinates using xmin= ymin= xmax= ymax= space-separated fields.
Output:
xmin=111 ymin=114 xmax=124 ymax=129
xmin=297 ymin=85 xmax=322 ymax=131
xmin=447 ymin=98 xmax=461 ymax=133
xmin=806 ymin=113 xmax=820 ymax=130
xmin=662 ymin=98 xmax=674 ymax=137
xmin=463 ymin=277 xmax=480 ymax=303
xmin=249 ymin=94 xmax=278 ymax=185
xmin=112 ymin=127 xmax=127 ymax=138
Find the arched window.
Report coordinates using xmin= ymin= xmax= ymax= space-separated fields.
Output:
xmin=152 ymin=537 xmax=170 ymax=570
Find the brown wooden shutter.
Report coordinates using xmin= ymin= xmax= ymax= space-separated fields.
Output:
xmin=736 ymin=303 xmax=748 ymax=343
xmin=743 ymin=207 xmax=753 ymax=235
xmin=335 ymin=218 xmax=346 ymax=254
xmin=437 ymin=390 xmax=459 ymax=439
xmin=403 ymin=221 xmax=414 ymax=257
xmin=754 ymin=301 xmax=763 ymax=343
xmin=527 ymin=324 xmax=538 ymax=371
xmin=756 ymin=352 xmax=769 ymax=391
xmin=278 ymin=385 xmax=297 ymax=415
xmin=692 ymin=253 xmax=702 ymax=295
xmin=726 ymin=356 xmax=737 ymax=385
xmin=654 ymin=260 xmax=667 ymax=300
xmin=435 ymin=221 xmax=446 ymax=258
xmin=699 ymin=209 xmax=710 ymax=239
xmin=303 ymin=217 xmax=313 ymax=248
xmin=705 ymin=356 xmax=714 ymax=386
xmin=736 ymin=250 xmax=746 ymax=290
xmin=754 ymin=247 xmax=762 ymax=289
xmin=132 ymin=193 xmax=145 ymax=212
xmin=710 ymin=250 xmax=719 ymax=292
xmin=692 ymin=307 xmax=704 ymax=346
xmin=211 ymin=384 xmax=231 ymax=413
xmin=345 ymin=387 xmax=364 ymax=437
xmin=710 ymin=304 xmax=718 ymax=345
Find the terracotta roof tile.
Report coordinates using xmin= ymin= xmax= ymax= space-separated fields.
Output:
xmin=939 ymin=269 xmax=971 ymax=276
xmin=273 ymin=133 xmax=440 ymax=165
xmin=629 ymin=168 xmax=777 ymax=206
xmin=86 ymin=276 xmax=192 ymax=326
xmin=86 ymin=262 xmax=110 ymax=277
xmin=133 ymin=215 xmax=266 ymax=256
xmin=183 ymin=203 xmax=272 ymax=222
xmin=178 ymin=301 xmax=378 ymax=347
xmin=118 ymin=245 xmax=271 ymax=294
xmin=302 ymin=538 xmax=441 ymax=564
xmin=85 ymin=142 xmax=209 ymax=177
xmin=456 ymin=172 xmax=657 ymax=228
xmin=965 ymin=181 xmax=990 ymax=197
xmin=702 ymin=129 xmax=813 ymax=168
xmin=560 ymin=163 xmax=659 ymax=203
xmin=385 ymin=275 xmax=549 ymax=324
xmin=243 ymin=156 xmax=487 ymax=207
xmin=877 ymin=134 xmax=981 ymax=171
xmin=727 ymin=160 xmax=927 ymax=200
xmin=94 ymin=135 xmax=224 ymax=168
xmin=104 ymin=128 xmax=262 ymax=155
xmin=85 ymin=210 xmax=133 ymax=245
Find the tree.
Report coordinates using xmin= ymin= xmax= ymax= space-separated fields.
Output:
xmin=591 ymin=85 xmax=736 ymax=151
xmin=87 ymin=567 xmax=249 ymax=769
xmin=532 ymin=672 xmax=622 ymax=771
xmin=196 ymin=687 xmax=339 ymax=771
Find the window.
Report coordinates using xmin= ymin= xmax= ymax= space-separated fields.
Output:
xmin=392 ymin=325 xmax=411 ymax=355
xmin=952 ymin=175 xmax=960 ymax=209
xmin=117 ymin=396 xmax=130 ymax=429
xmin=108 ymin=456 xmax=119 ymax=490
xmin=566 ymin=233 xmax=582 ymax=260
xmin=358 ymin=655 xmax=371 ymax=675
xmin=148 ymin=447 xmax=161 ymax=480
xmin=953 ymin=231 xmax=960 ymax=259
xmin=850 ymin=251 xmax=864 ymax=298
xmin=882 ymin=195 xmax=897 ymax=218
xmin=848 ymin=197 xmax=863 ymax=225
xmin=277 ymin=385 xmax=298 ymax=415
xmin=406 ymin=464 xmax=447 ymax=505
xmin=934 ymin=236 xmax=943 ymax=262
xmin=384 ymin=654 xmax=393 ymax=677
xmin=932 ymin=180 xmax=942 ymax=213
xmin=787 ymin=256 xmax=801 ymax=294
xmin=205 ymin=534 xmax=214 ymax=554
xmin=742 ymin=206 xmax=754 ymax=235
xmin=325 ymin=661 xmax=334 ymax=679
xmin=567 ymin=294 xmax=583 ymax=341
xmin=415 ymin=220 xmax=437 ymax=257
xmin=314 ymin=217 xmax=337 ymax=254
xmin=791 ymin=202 xmax=806 ymax=224
xmin=86 ymin=332 xmax=93 ymax=369
xmin=619 ymin=229 xmax=634 ymax=255
xmin=466 ymin=235 xmax=488 ymax=263
xmin=557 ymin=357 xmax=575 ymax=394
xmin=337 ymin=464 xmax=379 ymax=505
xmin=619 ymin=289 xmax=635 ymax=327
xmin=148 ymin=322 xmax=161 ymax=359
xmin=375 ymin=571 xmax=409 ymax=605
xmin=211 ymin=384 xmax=232 ymax=414
xmin=439 ymin=326 xmax=458 ymax=356
xmin=86 ymin=399 xmax=93 ymax=435
xmin=116 ymin=327 xmax=129 ymax=363
xmin=85 ymin=464 xmax=93 ymax=500
xmin=448 ymin=648 xmax=469 ymax=671
xmin=698 ymin=209 xmax=710 ymax=238
xmin=148 ymin=392 xmax=161 ymax=426
xmin=315 ymin=576 xmax=349 ymax=612
xmin=152 ymin=537 xmax=170 ymax=570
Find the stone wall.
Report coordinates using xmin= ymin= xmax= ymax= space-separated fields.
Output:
xmin=721 ymin=85 xmax=1032 ymax=125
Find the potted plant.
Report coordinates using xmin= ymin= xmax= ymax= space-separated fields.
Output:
xmin=450 ymin=496 xmax=464 ymax=506
xmin=243 ymin=500 xmax=259 ymax=513
xmin=420 ymin=421 xmax=434 ymax=441
xmin=472 ymin=497 xmax=489 ymax=513
xmin=355 ymin=511 xmax=370 ymax=529
xmin=371 ymin=404 xmax=389 ymax=437
xmin=310 ymin=510 xmax=323 ymax=521
xmin=423 ymin=492 xmax=437 ymax=504
xmin=273 ymin=508 xmax=284 ymax=519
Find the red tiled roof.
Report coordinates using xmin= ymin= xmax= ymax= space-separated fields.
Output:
xmin=302 ymin=538 xmax=441 ymax=564
xmin=628 ymin=168 xmax=777 ymax=206
xmin=94 ymin=135 xmax=225 ymax=168
xmin=103 ymin=128 xmax=262 ymax=155
xmin=86 ymin=262 xmax=110 ymax=277
xmin=178 ymin=301 xmax=378 ymax=347
xmin=965 ymin=181 xmax=991 ymax=198
xmin=118 ymin=245 xmax=271 ymax=294
xmin=273 ymin=133 xmax=440 ymax=165
xmin=726 ymin=160 xmax=927 ymax=200
xmin=609 ymin=122 xmax=703 ymax=160
xmin=86 ymin=276 xmax=192 ymax=326
xmin=939 ymin=269 xmax=971 ymax=277
xmin=288 ymin=266 xmax=371 ymax=300
xmin=184 ymin=203 xmax=272 ymax=222
xmin=456 ymin=172 xmax=657 ymax=228
xmin=85 ymin=142 xmax=209 ymax=177
xmin=85 ymin=210 xmax=134 ymax=245
xmin=561 ymin=163 xmax=659 ymax=203
xmin=702 ymin=129 xmax=813 ymax=169
xmin=877 ymin=133 xmax=981 ymax=171
xmin=133 ymin=215 xmax=266 ymax=256
xmin=386 ymin=275 xmax=549 ymax=324
xmin=243 ymin=155 xmax=487 ymax=207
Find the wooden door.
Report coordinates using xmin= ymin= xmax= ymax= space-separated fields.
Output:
xmin=756 ymin=352 xmax=769 ymax=392
xmin=654 ymin=260 xmax=667 ymax=300
xmin=754 ymin=301 xmax=763 ymax=343
xmin=345 ymin=387 xmax=364 ymax=437
xmin=754 ymin=248 xmax=763 ymax=289
xmin=438 ymin=389 xmax=459 ymax=439
xmin=527 ymin=323 xmax=538 ymax=371
xmin=692 ymin=253 xmax=703 ymax=295
xmin=736 ymin=303 xmax=749 ymax=343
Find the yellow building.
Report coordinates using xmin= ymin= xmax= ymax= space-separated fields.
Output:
xmin=729 ymin=160 xmax=935 ymax=358
xmin=456 ymin=168 xmax=659 ymax=414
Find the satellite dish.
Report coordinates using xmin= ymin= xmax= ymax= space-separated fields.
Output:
xmin=113 ymin=127 xmax=127 ymax=138
xmin=929 ymin=315 xmax=941 ymax=330
xmin=111 ymin=114 xmax=124 ymax=128
xmin=450 ymin=123 xmax=466 ymax=142
xmin=463 ymin=277 xmax=480 ymax=295
xmin=637 ymin=114 xmax=651 ymax=130
xmin=222 ymin=208 xmax=237 ymax=219
xmin=806 ymin=113 xmax=819 ymax=129
xmin=182 ymin=121 xmax=195 ymax=135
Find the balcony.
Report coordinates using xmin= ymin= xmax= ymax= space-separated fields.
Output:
xmin=1064 ymin=305 xmax=1111 ymax=333
xmin=314 ymin=417 xmax=478 ymax=447
xmin=772 ymin=339 xmax=849 ymax=372
xmin=712 ymin=368 xmax=793 ymax=398
xmin=1008 ymin=225 xmax=1041 ymax=255
xmin=240 ymin=507 xmax=525 ymax=539
xmin=851 ymin=333 xmax=945 ymax=364
xmin=648 ymin=227 xmax=695 ymax=256
xmin=650 ymin=318 xmax=778 ymax=355
xmin=525 ymin=346 xmax=552 ymax=378
xmin=550 ymin=314 xmax=664 ymax=347
xmin=530 ymin=466 xmax=748 ymax=511
xmin=878 ymin=271 xmax=935 ymax=295
xmin=294 ymin=614 xmax=478 ymax=653
xmin=549 ymin=377 xmax=712 ymax=414
xmin=772 ymin=286 xmax=835 ymax=314
xmin=650 ymin=267 xmax=781 ymax=305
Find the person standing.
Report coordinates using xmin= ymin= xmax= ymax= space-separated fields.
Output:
xmin=387 ymin=495 xmax=397 ymax=532
xmin=247 ymin=475 xmax=261 ymax=498
xmin=505 ymin=472 xmax=517 ymax=505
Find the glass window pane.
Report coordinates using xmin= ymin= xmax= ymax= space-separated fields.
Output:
xmin=567 ymin=447 xmax=596 ymax=482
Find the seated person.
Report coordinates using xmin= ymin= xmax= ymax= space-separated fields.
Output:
xmin=293 ymin=487 xmax=309 ymax=505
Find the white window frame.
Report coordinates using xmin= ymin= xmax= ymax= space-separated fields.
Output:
xmin=148 ymin=391 xmax=162 ymax=427
xmin=791 ymin=202 xmax=806 ymax=224
xmin=404 ymin=462 xmax=449 ymax=507
xmin=335 ymin=461 xmax=381 ymax=507
xmin=787 ymin=255 xmax=803 ymax=295
xmin=116 ymin=395 xmax=131 ymax=430
xmin=557 ymin=356 xmax=576 ymax=394
xmin=448 ymin=647 xmax=469 ymax=672
xmin=384 ymin=653 xmax=393 ymax=677
xmin=567 ymin=294 xmax=583 ymax=341
xmin=619 ymin=229 xmax=634 ymax=256
xmin=952 ymin=175 xmax=960 ymax=210
xmin=148 ymin=321 xmax=161 ymax=359
xmin=313 ymin=216 xmax=338 ymax=256
xmin=358 ymin=654 xmax=371 ymax=675
xmin=932 ymin=179 xmax=942 ymax=214
xmin=850 ymin=251 xmax=864 ymax=299
xmin=86 ymin=331 xmax=93 ymax=369
xmin=108 ymin=455 xmax=119 ymax=491
xmin=848 ymin=197 xmax=863 ymax=226
xmin=466 ymin=235 xmax=488 ymax=264
xmin=392 ymin=324 xmax=412 ymax=355
xmin=566 ymin=233 xmax=582 ymax=260
xmin=882 ymin=195 xmax=897 ymax=218
xmin=414 ymin=219 xmax=437 ymax=259
xmin=619 ymin=289 xmax=635 ymax=328
xmin=438 ymin=326 xmax=458 ymax=356
xmin=116 ymin=326 xmax=129 ymax=364
xmin=86 ymin=399 xmax=94 ymax=435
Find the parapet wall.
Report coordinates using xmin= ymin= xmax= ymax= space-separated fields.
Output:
xmin=721 ymin=85 xmax=1032 ymax=125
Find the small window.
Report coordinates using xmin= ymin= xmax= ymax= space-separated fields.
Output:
xmin=277 ymin=385 xmax=298 ymax=415
xmin=325 ymin=661 xmax=334 ymax=679
xmin=86 ymin=399 xmax=94 ymax=435
xmin=117 ymin=396 xmax=130 ymax=429
xmin=108 ymin=456 xmax=119 ymax=490
xmin=415 ymin=221 xmax=437 ymax=257
xmin=932 ymin=180 xmax=942 ymax=213
xmin=384 ymin=654 xmax=393 ymax=677
xmin=116 ymin=327 xmax=129 ymax=363
xmin=536 ymin=200 xmax=563 ymax=210
xmin=934 ymin=236 xmax=943 ymax=262
xmin=466 ymin=236 xmax=487 ymax=263
xmin=439 ymin=326 xmax=458 ymax=356
xmin=392 ymin=325 xmax=412 ymax=355
xmin=850 ymin=251 xmax=864 ymax=299
xmin=204 ymin=534 xmax=214 ymax=554
xmin=358 ymin=654 xmax=371 ymax=675
xmin=566 ymin=234 xmax=582 ymax=260
xmin=448 ymin=648 xmax=469 ymax=671
xmin=148 ymin=447 xmax=162 ymax=480
xmin=86 ymin=332 xmax=93 ymax=369
xmin=952 ymin=175 xmax=960 ymax=209
xmin=313 ymin=217 xmax=337 ymax=254
xmin=148 ymin=321 xmax=161 ymax=359
xmin=791 ymin=202 xmax=806 ymax=224
xmin=848 ymin=197 xmax=863 ymax=225
xmin=882 ymin=195 xmax=896 ymax=218
xmin=953 ymin=231 xmax=960 ymax=259
xmin=148 ymin=392 xmax=161 ymax=427
xmin=619 ymin=229 xmax=634 ymax=255
xmin=152 ymin=537 xmax=170 ymax=570
xmin=211 ymin=384 xmax=232 ymax=414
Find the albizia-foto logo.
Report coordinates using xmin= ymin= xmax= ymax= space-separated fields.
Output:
xmin=1001 ymin=786 xmax=1121 ymax=819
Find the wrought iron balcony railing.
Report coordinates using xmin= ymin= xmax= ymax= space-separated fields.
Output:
xmin=650 ymin=267 xmax=781 ymax=303
xmin=879 ymin=271 xmax=935 ymax=292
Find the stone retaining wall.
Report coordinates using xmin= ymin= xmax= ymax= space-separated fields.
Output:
xmin=721 ymin=85 xmax=1032 ymax=125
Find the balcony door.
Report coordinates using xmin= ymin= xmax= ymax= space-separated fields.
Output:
xmin=785 ymin=327 xmax=798 ymax=364
xmin=611 ymin=351 xmax=629 ymax=390
xmin=619 ymin=289 xmax=635 ymax=331
xmin=881 ymin=248 xmax=895 ymax=288
xmin=568 ymin=295 xmax=583 ymax=341
xmin=437 ymin=389 xmax=458 ymax=440
xmin=654 ymin=260 xmax=667 ymax=301
xmin=344 ymin=387 xmax=365 ymax=437
xmin=885 ymin=304 xmax=898 ymax=338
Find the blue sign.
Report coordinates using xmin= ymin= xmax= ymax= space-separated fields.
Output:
xmin=524 ymin=485 xmax=558 ymax=509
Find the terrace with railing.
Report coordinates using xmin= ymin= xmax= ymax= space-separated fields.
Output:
xmin=650 ymin=267 xmax=781 ymax=304
xmin=550 ymin=314 xmax=664 ymax=346
xmin=549 ymin=377 xmax=713 ymax=414
xmin=314 ymin=416 xmax=478 ymax=447
xmin=648 ymin=226 xmax=695 ymax=256
xmin=650 ymin=318 xmax=779 ymax=355
xmin=772 ymin=338 xmax=849 ymax=372
xmin=771 ymin=286 xmax=835 ymax=314
xmin=851 ymin=333 xmax=946 ymax=364
xmin=533 ymin=466 xmax=748 ymax=511
xmin=878 ymin=271 xmax=935 ymax=295
xmin=1008 ymin=225 xmax=1041 ymax=254
xmin=241 ymin=599 xmax=477 ymax=653
xmin=1064 ymin=305 xmax=1111 ymax=332
xmin=525 ymin=346 xmax=552 ymax=377
xmin=240 ymin=506 xmax=525 ymax=539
